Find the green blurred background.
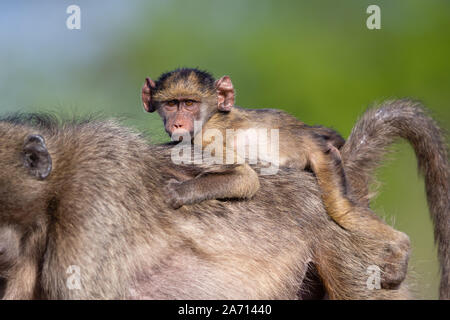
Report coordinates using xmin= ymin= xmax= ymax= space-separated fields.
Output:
xmin=0 ymin=0 xmax=448 ymax=298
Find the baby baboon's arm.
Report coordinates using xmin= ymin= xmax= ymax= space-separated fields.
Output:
xmin=165 ymin=163 xmax=260 ymax=209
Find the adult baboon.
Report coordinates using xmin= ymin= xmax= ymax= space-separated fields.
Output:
xmin=0 ymin=99 xmax=447 ymax=299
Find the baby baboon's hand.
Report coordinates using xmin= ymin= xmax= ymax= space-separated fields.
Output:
xmin=164 ymin=179 xmax=188 ymax=209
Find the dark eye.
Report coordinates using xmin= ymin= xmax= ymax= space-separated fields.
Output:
xmin=185 ymin=100 xmax=193 ymax=106
xmin=167 ymin=100 xmax=177 ymax=106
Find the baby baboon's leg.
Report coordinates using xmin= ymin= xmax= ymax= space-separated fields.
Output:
xmin=308 ymin=138 xmax=410 ymax=289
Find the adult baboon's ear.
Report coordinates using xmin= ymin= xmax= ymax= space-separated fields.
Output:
xmin=215 ymin=76 xmax=235 ymax=112
xmin=22 ymin=134 xmax=52 ymax=180
xmin=142 ymin=77 xmax=156 ymax=112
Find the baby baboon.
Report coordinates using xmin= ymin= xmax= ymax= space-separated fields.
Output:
xmin=141 ymin=69 xmax=410 ymax=283
xmin=0 ymin=111 xmax=419 ymax=300
xmin=141 ymin=69 xmax=350 ymax=214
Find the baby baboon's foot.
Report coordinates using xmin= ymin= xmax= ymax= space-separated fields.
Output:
xmin=326 ymin=143 xmax=341 ymax=159
xmin=379 ymin=231 xmax=410 ymax=289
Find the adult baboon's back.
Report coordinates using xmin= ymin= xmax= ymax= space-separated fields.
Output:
xmin=0 ymin=112 xmax=410 ymax=299
xmin=1 ymin=99 xmax=448 ymax=299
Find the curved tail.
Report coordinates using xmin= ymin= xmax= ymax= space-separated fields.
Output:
xmin=341 ymin=99 xmax=449 ymax=299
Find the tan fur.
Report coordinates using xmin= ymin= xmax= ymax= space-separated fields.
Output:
xmin=0 ymin=113 xmax=414 ymax=299
xmin=149 ymin=74 xmax=449 ymax=297
xmin=152 ymin=71 xmax=215 ymax=102
xmin=148 ymin=70 xmax=413 ymax=290
xmin=341 ymin=100 xmax=450 ymax=299
xmin=204 ymin=108 xmax=412 ymax=287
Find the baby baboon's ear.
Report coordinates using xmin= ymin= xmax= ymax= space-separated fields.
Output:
xmin=142 ymin=77 xmax=156 ymax=112
xmin=215 ymin=76 xmax=235 ymax=112
xmin=22 ymin=134 xmax=52 ymax=180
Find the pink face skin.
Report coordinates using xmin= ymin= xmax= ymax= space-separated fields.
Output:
xmin=160 ymin=98 xmax=201 ymax=138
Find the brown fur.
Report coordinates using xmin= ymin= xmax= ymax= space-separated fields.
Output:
xmin=0 ymin=113 xmax=413 ymax=299
xmin=144 ymin=69 xmax=411 ymax=289
xmin=152 ymin=72 xmax=215 ymax=102
xmin=0 ymin=227 xmax=20 ymax=282
xmin=341 ymin=99 xmax=450 ymax=299
xmin=205 ymin=100 xmax=449 ymax=297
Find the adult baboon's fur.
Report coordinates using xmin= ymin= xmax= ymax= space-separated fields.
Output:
xmin=342 ymin=100 xmax=449 ymax=299
xmin=0 ymin=99 xmax=447 ymax=299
